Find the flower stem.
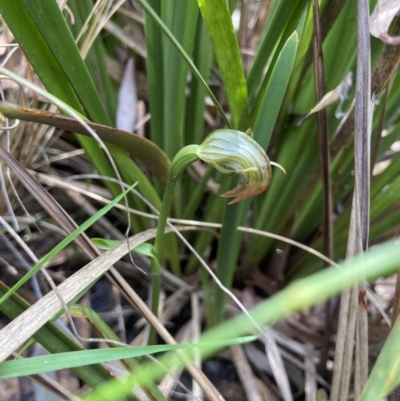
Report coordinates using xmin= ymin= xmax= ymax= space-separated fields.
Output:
xmin=148 ymin=145 xmax=199 ymax=345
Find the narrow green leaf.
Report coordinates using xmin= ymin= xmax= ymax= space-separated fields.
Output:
xmin=253 ymin=31 xmax=298 ymax=148
xmin=247 ymin=0 xmax=307 ymax=103
xmin=92 ymin=239 xmax=155 ymax=260
xmin=183 ymin=15 xmax=214 ymax=209
xmin=0 ymin=337 xmax=257 ymax=378
xmin=197 ymin=0 xmax=248 ymax=129
xmin=162 ymin=0 xmax=199 ymax=158
xmin=215 ymin=201 xmax=248 ymax=322
xmin=0 ymin=345 xmax=182 ymax=378
xmin=22 ymin=0 xmax=111 ymax=125
xmin=0 ymin=282 xmax=111 ymax=389
xmin=67 ymin=0 xmax=118 ymax=120
xmin=0 ymin=102 xmax=170 ymax=187
xmin=138 ymin=0 xmax=229 ymax=127
xmin=70 ymin=305 xmax=125 ymax=344
xmin=185 ymin=15 xmax=213 ymax=146
xmin=144 ymin=0 xmax=164 ymax=148
xmin=80 ymin=237 xmax=400 ymax=400
xmin=361 ymin=314 xmax=400 ymax=400
xmin=0 ymin=183 xmax=137 ymax=307
xmin=91 ymin=238 xmax=123 ymax=249
xmin=0 ymin=0 xmax=79 ymax=108
xmin=130 ymin=243 xmax=156 ymax=259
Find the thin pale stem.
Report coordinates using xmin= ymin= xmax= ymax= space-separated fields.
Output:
xmin=148 ymin=146 xmax=199 ymax=344
xmin=148 ymin=173 xmax=178 ymax=345
xmin=312 ymin=0 xmax=333 ymax=376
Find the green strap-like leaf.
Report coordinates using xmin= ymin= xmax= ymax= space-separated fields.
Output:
xmin=0 ymin=282 xmax=111 ymax=389
xmin=0 ymin=0 xmax=163 ymax=215
xmin=247 ymin=0 xmax=307 ymax=103
xmin=253 ymin=32 xmax=298 ymax=149
xmin=197 ymin=0 xmax=249 ymax=129
xmin=161 ymin=0 xmax=199 ymax=158
xmin=0 ymin=336 xmax=257 ymax=378
xmin=0 ymin=1 xmax=80 ymax=109
xmin=0 ymin=183 xmax=137 ymax=307
xmin=80 ymin=237 xmax=400 ymax=400
xmin=0 ymin=102 xmax=170 ymax=187
xmin=22 ymin=0 xmax=111 ymax=125
xmin=139 ymin=0 xmax=229 ymax=127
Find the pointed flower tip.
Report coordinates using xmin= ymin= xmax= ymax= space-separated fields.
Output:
xmin=197 ymin=129 xmax=273 ymax=204
xmin=270 ymin=161 xmax=286 ymax=175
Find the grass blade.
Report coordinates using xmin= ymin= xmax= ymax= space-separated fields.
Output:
xmin=0 ymin=282 xmax=112 ymax=389
xmin=0 ymin=102 xmax=170 ymax=187
xmin=161 ymin=0 xmax=199 ymax=158
xmin=80 ymin=237 xmax=400 ymax=400
xmin=0 ymin=336 xmax=256 ymax=378
xmin=22 ymin=0 xmax=111 ymax=125
xmin=143 ymin=0 xmax=164 ymax=148
xmin=0 ymin=226 xmax=188 ymax=362
xmin=253 ymin=31 xmax=298 ymax=148
xmin=197 ymin=0 xmax=248 ymax=129
xmin=247 ymin=0 xmax=307 ymax=103
xmin=361 ymin=311 xmax=400 ymax=400
xmin=0 ymin=180 xmax=137 ymax=307
xmin=138 ymin=0 xmax=229 ymax=127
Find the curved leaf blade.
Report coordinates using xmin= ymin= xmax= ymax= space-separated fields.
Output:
xmin=0 ymin=102 xmax=170 ymax=187
xmin=22 ymin=0 xmax=111 ymax=125
xmin=253 ymin=31 xmax=298 ymax=148
xmin=0 ymin=283 xmax=111 ymax=389
xmin=197 ymin=0 xmax=249 ymax=129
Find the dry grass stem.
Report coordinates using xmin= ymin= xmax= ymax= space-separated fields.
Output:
xmin=231 ymin=344 xmax=264 ymax=401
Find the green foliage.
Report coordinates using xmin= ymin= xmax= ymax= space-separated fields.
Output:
xmin=81 ymin=239 xmax=400 ymax=399
xmin=1 ymin=0 xmax=400 ymax=398
xmin=0 ymin=183 xmax=137 ymax=307
xmin=0 ymin=336 xmax=257 ymax=378
xmin=197 ymin=0 xmax=248 ymax=129
xmin=0 ymin=282 xmax=112 ymax=388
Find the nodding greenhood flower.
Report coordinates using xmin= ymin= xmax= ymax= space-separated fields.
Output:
xmin=151 ymin=130 xmax=282 ymax=331
xmin=196 ymin=129 xmax=273 ymax=205
xmin=170 ymin=129 xmax=283 ymax=205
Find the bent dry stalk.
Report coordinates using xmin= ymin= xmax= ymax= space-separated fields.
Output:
xmin=148 ymin=129 xmax=281 ymax=343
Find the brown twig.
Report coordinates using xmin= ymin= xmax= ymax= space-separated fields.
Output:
xmin=331 ymin=16 xmax=400 ymax=157
xmin=353 ymin=0 xmax=371 ymax=396
xmin=312 ymin=0 xmax=333 ymax=377
xmin=331 ymin=0 xmax=372 ymax=398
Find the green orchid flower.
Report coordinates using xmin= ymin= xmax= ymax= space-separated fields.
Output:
xmin=149 ymin=129 xmax=285 ymax=338
xmin=196 ymin=129 xmax=273 ymax=204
